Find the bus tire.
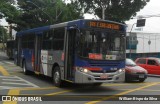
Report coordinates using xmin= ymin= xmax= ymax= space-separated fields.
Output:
xmin=52 ymin=66 xmax=63 ymax=87
xmin=93 ymin=83 xmax=102 ymax=86
xmin=22 ymin=60 xmax=30 ymax=75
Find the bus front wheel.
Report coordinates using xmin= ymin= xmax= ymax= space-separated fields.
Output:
xmin=93 ymin=83 xmax=102 ymax=86
xmin=22 ymin=60 xmax=30 ymax=75
xmin=53 ymin=66 xmax=63 ymax=87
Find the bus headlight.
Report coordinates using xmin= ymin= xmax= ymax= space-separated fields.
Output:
xmin=118 ymin=68 xmax=125 ymax=73
xmin=83 ymin=68 xmax=88 ymax=73
xmin=75 ymin=67 xmax=90 ymax=73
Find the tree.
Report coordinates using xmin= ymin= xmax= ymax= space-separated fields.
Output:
xmin=0 ymin=0 xmax=82 ymax=31
xmin=0 ymin=26 xmax=8 ymax=50
xmin=0 ymin=0 xmax=24 ymax=31
xmin=72 ymin=0 xmax=150 ymax=23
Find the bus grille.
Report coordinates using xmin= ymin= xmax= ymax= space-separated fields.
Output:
xmin=91 ymin=70 xmax=117 ymax=73
xmin=88 ymin=61 xmax=120 ymax=67
xmin=95 ymin=78 xmax=112 ymax=80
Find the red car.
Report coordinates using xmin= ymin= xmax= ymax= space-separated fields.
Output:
xmin=135 ymin=57 xmax=160 ymax=75
xmin=125 ymin=58 xmax=147 ymax=82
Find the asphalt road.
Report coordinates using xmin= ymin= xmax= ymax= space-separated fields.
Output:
xmin=0 ymin=51 xmax=160 ymax=104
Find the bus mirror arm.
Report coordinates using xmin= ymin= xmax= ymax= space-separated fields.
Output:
xmin=68 ymin=25 xmax=80 ymax=33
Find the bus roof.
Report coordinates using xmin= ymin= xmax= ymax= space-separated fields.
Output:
xmin=16 ymin=19 xmax=126 ymax=36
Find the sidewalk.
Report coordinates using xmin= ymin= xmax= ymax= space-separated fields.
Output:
xmin=0 ymin=50 xmax=6 ymax=56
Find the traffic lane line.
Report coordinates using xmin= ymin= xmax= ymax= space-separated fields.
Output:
xmin=3 ymin=89 xmax=20 ymax=104
xmin=2 ymin=87 xmax=58 ymax=104
xmin=0 ymin=66 xmax=10 ymax=76
xmin=46 ymin=89 xmax=74 ymax=96
xmin=1 ymin=82 xmax=158 ymax=104
xmin=102 ymin=82 xmax=152 ymax=86
xmin=18 ymin=82 xmax=156 ymax=96
xmin=44 ymin=83 xmax=151 ymax=98
xmin=85 ymin=82 xmax=160 ymax=104
xmin=118 ymin=88 xmax=160 ymax=92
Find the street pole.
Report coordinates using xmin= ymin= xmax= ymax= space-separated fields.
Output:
xmin=102 ymin=7 xmax=105 ymax=20
xmin=129 ymin=23 xmax=136 ymax=59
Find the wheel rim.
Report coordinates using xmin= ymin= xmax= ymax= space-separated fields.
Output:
xmin=54 ymin=71 xmax=60 ymax=84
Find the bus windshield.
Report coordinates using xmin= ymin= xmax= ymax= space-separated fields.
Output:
xmin=77 ymin=29 xmax=125 ymax=60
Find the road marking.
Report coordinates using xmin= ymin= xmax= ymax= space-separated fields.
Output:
xmin=3 ymin=89 xmax=20 ymax=104
xmin=0 ymin=76 xmax=15 ymax=78
xmin=2 ymin=79 xmax=22 ymax=81
xmin=85 ymin=82 xmax=160 ymax=104
xmin=46 ymin=89 xmax=73 ymax=96
xmin=102 ymin=82 xmax=150 ymax=86
xmin=2 ymin=82 xmax=36 ymax=86
xmin=118 ymin=88 xmax=160 ymax=91
xmin=0 ymin=75 xmax=39 ymax=88
xmin=20 ymin=86 xmax=57 ymax=91
xmin=0 ymin=86 xmax=20 ymax=89
xmin=1 ymin=61 xmax=14 ymax=65
xmin=2 ymin=87 xmax=58 ymax=104
xmin=0 ymin=66 xmax=10 ymax=76
xmin=13 ymin=76 xmax=39 ymax=88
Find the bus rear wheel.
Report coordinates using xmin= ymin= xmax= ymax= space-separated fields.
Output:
xmin=53 ymin=66 xmax=63 ymax=87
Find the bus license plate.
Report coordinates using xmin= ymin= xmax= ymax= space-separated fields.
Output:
xmin=100 ymin=74 xmax=108 ymax=79
xmin=139 ymin=75 xmax=144 ymax=78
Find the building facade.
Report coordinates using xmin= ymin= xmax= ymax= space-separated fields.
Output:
xmin=126 ymin=24 xmax=160 ymax=60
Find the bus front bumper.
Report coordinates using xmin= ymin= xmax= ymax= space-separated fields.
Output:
xmin=74 ymin=69 xmax=125 ymax=83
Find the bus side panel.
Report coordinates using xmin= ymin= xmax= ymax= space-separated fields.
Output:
xmin=40 ymin=50 xmax=64 ymax=78
xmin=40 ymin=50 xmax=48 ymax=76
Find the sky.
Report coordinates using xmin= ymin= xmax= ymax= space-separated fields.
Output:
xmin=1 ymin=0 xmax=160 ymax=33
xmin=125 ymin=0 xmax=160 ymax=33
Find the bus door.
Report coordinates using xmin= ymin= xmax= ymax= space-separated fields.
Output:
xmin=64 ymin=29 xmax=76 ymax=80
xmin=34 ymin=33 xmax=42 ymax=74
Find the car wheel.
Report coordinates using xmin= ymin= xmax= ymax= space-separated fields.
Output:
xmin=139 ymin=79 xmax=145 ymax=82
xmin=52 ymin=66 xmax=63 ymax=87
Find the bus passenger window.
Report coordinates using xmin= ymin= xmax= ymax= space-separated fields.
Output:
xmin=28 ymin=34 xmax=35 ymax=49
xmin=53 ymin=28 xmax=65 ymax=50
xmin=42 ymin=31 xmax=52 ymax=50
xmin=22 ymin=35 xmax=28 ymax=48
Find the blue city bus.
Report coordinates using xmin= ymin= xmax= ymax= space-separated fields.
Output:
xmin=14 ymin=19 xmax=126 ymax=87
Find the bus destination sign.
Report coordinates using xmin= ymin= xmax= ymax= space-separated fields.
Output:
xmin=88 ymin=21 xmax=120 ymax=30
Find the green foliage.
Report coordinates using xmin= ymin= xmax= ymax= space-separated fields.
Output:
xmin=73 ymin=0 xmax=150 ymax=23
xmin=0 ymin=0 xmax=82 ymax=31
xmin=0 ymin=0 xmax=150 ymax=31
xmin=0 ymin=0 xmax=24 ymax=31
xmin=0 ymin=27 xmax=8 ymax=43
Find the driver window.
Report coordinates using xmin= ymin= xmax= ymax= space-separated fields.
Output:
xmin=114 ymin=37 xmax=120 ymax=50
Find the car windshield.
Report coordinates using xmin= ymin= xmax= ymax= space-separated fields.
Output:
xmin=77 ymin=29 xmax=125 ymax=60
xmin=126 ymin=59 xmax=136 ymax=66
